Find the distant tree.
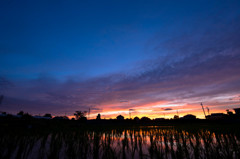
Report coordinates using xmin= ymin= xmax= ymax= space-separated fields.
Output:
xmin=182 ymin=114 xmax=196 ymax=120
xmin=174 ymin=115 xmax=179 ymax=120
xmin=134 ymin=117 xmax=140 ymax=121
xmin=16 ymin=111 xmax=33 ymax=119
xmin=44 ymin=113 xmax=52 ymax=118
xmin=140 ymin=116 xmax=151 ymax=121
xmin=226 ymin=109 xmax=233 ymax=115
xmin=96 ymin=113 xmax=101 ymax=120
xmin=116 ymin=115 xmax=124 ymax=120
xmin=22 ymin=113 xmax=32 ymax=119
xmin=74 ymin=111 xmax=87 ymax=120
xmin=63 ymin=116 xmax=69 ymax=120
xmin=17 ymin=111 xmax=24 ymax=116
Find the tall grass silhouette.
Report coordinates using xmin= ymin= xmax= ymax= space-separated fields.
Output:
xmin=0 ymin=125 xmax=240 ymax=159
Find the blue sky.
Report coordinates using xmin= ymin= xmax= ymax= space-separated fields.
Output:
xmin=0 ymin=0 xmax=240 ymax=118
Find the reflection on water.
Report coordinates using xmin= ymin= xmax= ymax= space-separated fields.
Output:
xmin=1 ymin=126 xmax=240 ymax=159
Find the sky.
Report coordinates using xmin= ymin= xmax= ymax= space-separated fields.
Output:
xmin=0 ymin=0 xmax=240 ymax=119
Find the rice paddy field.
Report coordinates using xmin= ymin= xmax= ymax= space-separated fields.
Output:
xmin=1 ymin=122 xmax=240 ymax=159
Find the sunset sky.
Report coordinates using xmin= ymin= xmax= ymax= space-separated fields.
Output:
xmin=0 ymin=0 xmax=240 ymax=119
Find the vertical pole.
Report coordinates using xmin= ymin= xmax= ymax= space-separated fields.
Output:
xmin=88 ymin=108 xmax=90 ymax=119
xmin=201 ymin=103 xmax=207 ymax=118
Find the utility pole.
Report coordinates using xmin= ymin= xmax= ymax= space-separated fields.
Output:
xmin=206 ymin=107 xmax=210 ymax=115
xmin=88 ymin=108 xmax=90 ymax=119
xmin=201 ymin=102 xmax=207 ymax=118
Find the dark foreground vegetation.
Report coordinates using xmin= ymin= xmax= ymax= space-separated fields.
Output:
xmin=1 ymin=119 xmax=240 ymax=159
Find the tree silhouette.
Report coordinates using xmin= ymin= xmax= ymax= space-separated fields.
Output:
xmin=140 ymin=116 xmax=151 ymax=121
xmin=22 ymin=113 xmax=32 ymax=119
xmin=134 ymin=116 xmax=140 ymax=121
xmin=43 ymin=113 xmax=52 ymax=118
xmin=17 ymin=111 xmax=32 ymax=119
xmin=174 ymin=115 xmax=179 ymax=119
xmin=116 ymin=115 xmax=124 ymax=120
xmin=74 ymin=111 xmax=87 ymax=120
xmin=96 ymin=113 xmax=101 ymax=120
xmin=17 ymin=111 xmax=24 ymax=116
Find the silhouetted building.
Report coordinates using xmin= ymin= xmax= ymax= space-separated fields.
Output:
xmin=155 ymin=118 xmax=165 ymax=121
xmin=53 ymin=116 xmax=69 ymax=120
xmin=181 ymin=114 xmax=196 ymax=120
xmin=206 ymin=113 xmax=227 ymax=120
xmin=116 ymin=115 xmax=124 ymax=120
xmin=12 ymin=115 xmax=23 ymax=118
xmin=33 ymin=116 xmax=51 ymax=120
xmin=0 ymin=113 xmax=7 ymax=117
xmin=233 ymin=108 xmax=240 ymax=115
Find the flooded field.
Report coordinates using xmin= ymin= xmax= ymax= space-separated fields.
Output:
xmin=1 ymin=125 xmax=240 ymax=159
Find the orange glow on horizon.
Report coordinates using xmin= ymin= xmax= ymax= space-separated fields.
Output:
xmin=65 ymin=98 xmax=240 ymax=120
xmin=60 ymin=94 xmax=240 ymax=120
